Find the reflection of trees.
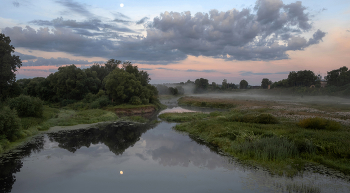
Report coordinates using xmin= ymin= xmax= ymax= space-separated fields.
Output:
xmin=0 ymin=122 xmax=157 ymax=193
xmin=47 ymin=122 xmax=156 ymax=155
xmin=145 ymin=132 xmax=234 ymax=170
xmin=0 ymin=136 xmax=44 ymax=193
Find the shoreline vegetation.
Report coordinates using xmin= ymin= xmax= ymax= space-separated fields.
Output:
xmin=0 ymin=102 xmax=163 ymax=154
xmin=1 ymin=34 xmax=166 ymax=155
xmin=159 ymin=96 xmax=350 ymax=178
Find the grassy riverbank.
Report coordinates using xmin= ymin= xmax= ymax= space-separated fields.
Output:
xmin=0 ymin=103 xmax=159 ymax=154
xmin=159 ymin=108 xmax=350 ymax=177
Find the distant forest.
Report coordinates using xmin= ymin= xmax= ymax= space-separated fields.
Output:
xmin=160 ymin=67 xmax=350 ymax=96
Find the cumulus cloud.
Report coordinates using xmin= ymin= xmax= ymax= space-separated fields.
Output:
xmin=2 ymin=26 xmax=116 ymax=58
xmin=3 ymin=0 xmax=326 ymax=64
xmin=113 ymin=0 xmax=325 ymax=62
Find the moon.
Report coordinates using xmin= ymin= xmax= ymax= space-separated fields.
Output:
xmin=120 ymin=171 xmax=123 ymax=174
xmin=120 ymin=3 xmax=124 ymax=7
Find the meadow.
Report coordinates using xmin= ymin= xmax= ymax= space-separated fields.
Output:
xmin=160 ymin=96 xmax=350 ymax=177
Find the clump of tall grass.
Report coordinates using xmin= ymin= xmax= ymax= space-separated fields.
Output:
xmin=229 ymin=113 xmax=279 ymax=124
xmin=209 ymin=111 xmax=223 ymax=117
xmin=234 ymin=136 xmax=299 ymax=161
xmin=298 ymin=117 xmax=341 ymax=131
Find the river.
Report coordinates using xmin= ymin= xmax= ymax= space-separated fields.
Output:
xmin=0 ymin=100 xmax=349 ymax=193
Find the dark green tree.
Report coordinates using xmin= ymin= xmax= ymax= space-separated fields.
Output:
xmin=0 ymin=33 xmax=22 ymax=100
xmin=123 ymin=62 xmax=150 ymax=86
xmin=105 ymin=59 xmax=121 ymax=73
xmin=240 ymin=80 xmax=248 ymax=89
xmin=176 ymin=86 xmax=184 ymax=95
xmin=48 ymin=64 xmax=89 ymax=101
xmin=84 ymin=68 xmax=102 ymax=94
xmin=168 ymin=87 xmax=178 ymax=95
xmin=86 ymin=63 xmax=110 ymax=85
xmin=261 ymin=78 xmax=272 ymax=89
xmin=287 ymin=70 xmax=318 ymax=87
xmin=222 ymin=79 xmax=228 ymax=90
xmin=326 ymin=66 xmax=350 ymax=86
xmin=104 ymin=68 xmax=143 ymax=104
xmin=194 ymin=78 xmax=209 ymax=93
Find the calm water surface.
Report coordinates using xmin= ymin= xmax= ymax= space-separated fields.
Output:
xmin=0 ymin=107 xmax=349 ymax=193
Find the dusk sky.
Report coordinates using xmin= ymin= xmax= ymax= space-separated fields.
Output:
xmin=1 ymin=0 xmax=349 ymax=85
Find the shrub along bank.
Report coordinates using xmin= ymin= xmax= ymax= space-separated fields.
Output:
xmin=159 ymin=110 xmax=350 ymax=177
xmin=0 ymin=94 xmax=161 ymax=154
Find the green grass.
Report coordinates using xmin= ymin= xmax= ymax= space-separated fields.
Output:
xmin=47 ymin=109 xmax=118 ymax=126
xmin=158 ymin=112 xmax=209 ymax=122
xmin=161 ymin=110 xmax=350 ymax=176
xmin=0 ymin=106 xmax=59 ymax=154
xmin=119 ymin=115 xmax=149 ymax=123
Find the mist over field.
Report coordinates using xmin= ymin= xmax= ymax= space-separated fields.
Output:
xmin=187 ymin=90 xmax=350 ymax=105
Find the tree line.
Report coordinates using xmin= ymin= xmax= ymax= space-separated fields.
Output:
xmin=0 ymin=33 xmax=159 ymax=151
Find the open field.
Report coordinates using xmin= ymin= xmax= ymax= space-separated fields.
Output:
xmin=160 ymin=92 xmax=350 ymax=177
xmin=180 ymin=90 xmax=350 ymax=125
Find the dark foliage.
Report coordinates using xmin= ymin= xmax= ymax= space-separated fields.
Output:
xmin=8 ymin=95 xmax=43 ymax=118
xmin=0 ymin=33 xmax=22 ymax=101
xmin=239 ymin=79 xmax=248 ymax=89
xmin=194 ymin=78 xmax=209 ymax=93
xmin=0 ymin=106 xmax=21 ymax=141
xmin=326 ymin=66 xmax=350 ymax=87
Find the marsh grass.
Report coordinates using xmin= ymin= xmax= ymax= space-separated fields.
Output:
xmin=158 ymin=112 xmax=209 ymax=122
xmin=165 ymin=109 xmax=350 ymax=176
xmin=298 ymin=117 xmax=342 ymax=131
xmin=47 ymin=109 xmax=118 ymax=126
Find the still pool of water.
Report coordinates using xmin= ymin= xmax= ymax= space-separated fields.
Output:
xmin=1 ymin=107 xmax=350 ymax=193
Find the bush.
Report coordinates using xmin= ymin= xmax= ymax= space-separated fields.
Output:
xmin=141 ymin=98 xmax=149 ymax=105
xmin=8 ymin=95 xmax=43 ymax=117
xmin=230 ymin=113 xmax=278 ymax=124
xmin=255 ymin=113 xmax=279 ymax=124
xmin=0 ymin=106 xmax=22 ymax=141
xmin=298 ymin=117 xmax=342 ymax=131
xmin=209 ymin=111 xmax=222 ymax=117
xmin=60 ymin=99 xmax=76 ymax=107
xmin=0 ymin=136 xmax=10 ymax=153
xmin=96 ymin=96 xmax=110 ymax=107
xmin=83 ymin=93 xmax=97 ymax=103
xmin=129 ymin=96 xmax=142 ymax=105
xmin=90 ymin=96 xmax=110 ymax=109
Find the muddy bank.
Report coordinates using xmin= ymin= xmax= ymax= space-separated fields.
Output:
xmin=114 ymin=106 xmax=157 ymax=116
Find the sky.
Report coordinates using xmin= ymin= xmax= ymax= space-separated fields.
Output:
xmin=1 ymin=0 xmax=350 ymax=85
